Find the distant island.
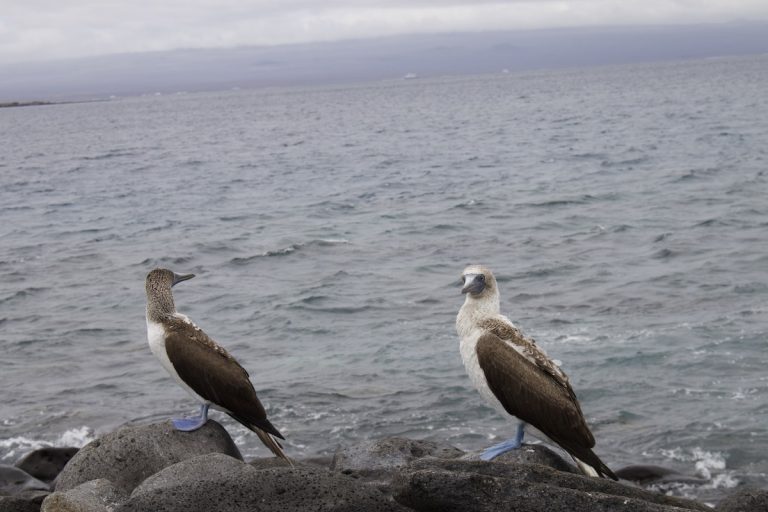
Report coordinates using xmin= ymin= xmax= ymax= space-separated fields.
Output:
xmin=2 ymin=21 xmax=767 ymax=102
xmin=0 ymin=100 xmax=57 ymax=108
xmin=0 ymin=99 xmax=108 ymax=108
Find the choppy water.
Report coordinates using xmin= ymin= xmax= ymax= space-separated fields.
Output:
xmin=2 ymin=55 xmax=767 ymax=503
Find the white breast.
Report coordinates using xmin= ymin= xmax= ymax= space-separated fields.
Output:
xmin=146 ymin=316 xmax=209 ymax=405
xmin=459 ymin=327 xmax=517 ymax=420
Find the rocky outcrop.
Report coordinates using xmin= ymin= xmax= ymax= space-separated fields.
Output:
xmin=715 ymin=486 xmax=768 ymax=512
xmin=390 ymin=458 xmax=710 ymax=512
xmin=330 ymin=437 xmax=464 ymax=489
xmin=460 ymin=444 xmax=580 ymax=474
xmin=117 ymin=453 xmax=408 ymax=512
xmin=54 ymin=420 xmax=241 ymax=494
xmin=0 ymin=465 xmax=50 ymax=512
xmin=0 ymin=495 xmax=44 ymax=512
xmin=0 ymin=465 xmax=49 ymax=495
xmin=4 ymin=424 xmax=760 ymax=512
xmin=41 ymin=479 xmax=126 ymax=512
xmin=615 ymin=464 xmax=708 ymax=486
xmin=15 ymin=447 xmax=79 ymax=483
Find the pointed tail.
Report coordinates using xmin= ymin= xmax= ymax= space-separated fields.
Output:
xmin=227 ymin=412 xmax=293 ymax=466
xmin=573 ymin=455 xmax=618 ymax=480
xmin=254 ymin=428 xmax=293 ymax=467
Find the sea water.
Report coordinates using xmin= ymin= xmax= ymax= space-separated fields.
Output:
xmin=1 ymin=55 xmax=767 ymax=502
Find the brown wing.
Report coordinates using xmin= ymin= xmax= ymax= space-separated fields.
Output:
xmin=478 ymin=318 xmax=573 ymax=395
xmin=476 ymin=332 xmax=616 ymax=479
xmin=164 ymin=320 xmax=284 ymax=440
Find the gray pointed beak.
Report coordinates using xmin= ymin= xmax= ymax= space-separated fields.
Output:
xmin=172 ymin=273 xmax=195 ymax=286
xmin=461 ymin=274 xmax=485 ymax=295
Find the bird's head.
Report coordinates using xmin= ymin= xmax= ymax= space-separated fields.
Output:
xmin=460 ymin=264 xmax=499 ymax=301
xmin=145 ymin=269 xmax=195 ymax=320
xmin=146 ymin=268 xmax=195 ymax=292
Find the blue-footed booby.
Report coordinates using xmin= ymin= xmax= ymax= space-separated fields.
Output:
xmin=456 ymin=264 xmax=616 ymax=479
xmin=145 ymin=268 xmax=288 ymax=461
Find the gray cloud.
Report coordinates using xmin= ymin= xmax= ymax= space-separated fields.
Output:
xmin=2 ymin=0 xmax=768 ymax=64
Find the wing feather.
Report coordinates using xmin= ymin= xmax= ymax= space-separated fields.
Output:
xmin=476 ymin=332 xmax=616 ymax=479
xmin=164 ymin=320 xmax=284 ymax=440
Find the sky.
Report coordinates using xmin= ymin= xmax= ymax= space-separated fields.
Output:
xmin=2 ymin=0 xmax=768 ymax=65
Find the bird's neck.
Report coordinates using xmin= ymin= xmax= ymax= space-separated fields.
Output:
xmin=146 ymin=289 xmax=177 ymax=323
xmin=457 ymin=292 xmax=500 ymax=338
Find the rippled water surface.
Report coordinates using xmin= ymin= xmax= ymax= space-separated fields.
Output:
xmin=2 ymin=55 xmax=767 ymax=502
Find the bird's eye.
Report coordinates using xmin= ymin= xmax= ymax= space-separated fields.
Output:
xmin=461 ymin=276 xmax=466 ymax=284
xmin=478 ymin=275 xmax=486 ymax=282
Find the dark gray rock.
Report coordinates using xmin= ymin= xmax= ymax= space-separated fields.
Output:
xmin=248 ymin=457 xmax=295 ymax=470
xmin=118 ymin=452 xmax=410 ymax=512
xmin=0 ymin=464 xmax=50 ymax=495
xmin=331 ymin=437 xmax=464 ymax=475
xmin=716 ymin=486 xmax=768 ymax=512
xmin=460 ymin=443 xmax=579 ymax=475
xmin=616 ymin=464 xmax=708 ymax=486
xmin=15 ymin=447 xmax=79 ymax=483
xmin=298 ymin=455 xmax=334 ymax=469
xmin=55 ymin=420 xmax=241 ymax=494
xmin=42 ymin=479 xmax=126 ymax=512
xmin=0 ymin=495 xmax=42 ymax=512
xmin=392 ymin=458 xmax=710 ymax=512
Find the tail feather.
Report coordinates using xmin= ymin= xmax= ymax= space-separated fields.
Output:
xmin=254 ymin=428 xmax=293 ymax=467
xmin=573 ymin=455 xmax=617 ymax=480
xmin=227 ymin=413 xmax=293 ymax=466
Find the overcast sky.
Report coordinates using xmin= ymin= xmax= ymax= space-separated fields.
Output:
xmin=2 ymin=0 xmax=767 ymax=65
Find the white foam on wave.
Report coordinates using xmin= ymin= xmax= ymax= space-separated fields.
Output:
xmin=639 ymin=446 xmax=740 ymax=504
xmin=0 ymin=426 xmax=94 ymax=462
xmin=654 ymin=446 xmax=739 ymax=490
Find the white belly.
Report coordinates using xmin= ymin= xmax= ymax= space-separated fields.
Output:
xmin=146 ymin=318 xmax=209 ymax=405
xmin=460 ymin=329 xmax=555 ymax=443
xmin=460 ymin=329 xmax=517 ymax=420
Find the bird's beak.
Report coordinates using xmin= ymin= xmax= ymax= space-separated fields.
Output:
xmin=172 ymin=273 xmax=195 ymax=286
xmin=461 ymin=274 xmax=485 ymax=295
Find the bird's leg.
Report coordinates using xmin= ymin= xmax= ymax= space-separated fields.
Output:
xmin=480 ymin=422 xmax=526 ymax=461
xmin=172 ymin=403 xmax=209 ymax=432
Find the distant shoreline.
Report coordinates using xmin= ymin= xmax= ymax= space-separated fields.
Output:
xmin=0 ymin=100 xmax=58 ymax=108
xmin=0 ymin=99 xmax=109 ymax=108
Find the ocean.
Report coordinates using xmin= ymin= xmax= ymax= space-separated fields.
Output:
xmin=1 ymin=55 xmax=767 ymax=503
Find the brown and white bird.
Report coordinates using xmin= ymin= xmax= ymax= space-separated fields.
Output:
xmin=456 ymin=264 xmax=616 ymax=479
xmin=145 ymin=268 xmax=288 ymax=461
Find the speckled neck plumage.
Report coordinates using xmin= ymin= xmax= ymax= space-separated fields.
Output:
xmin=145 ymin=280 xmax=176 ymax=323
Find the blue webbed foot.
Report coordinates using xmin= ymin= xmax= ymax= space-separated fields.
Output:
xmin=480 ymin=438 xmax=522 ymax=460
xmin=480 ymin=423 xmax=525 ymax=461
xmin=171 ymin=404 xmax=209 ymax=432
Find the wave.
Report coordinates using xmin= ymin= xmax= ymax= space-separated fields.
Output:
xmin=0 ymin=287 xmax=49 ymax=305
xmin=0 ymin=426 xmax=94 ymax=462
xmin=524 ymin=193 xmax=617 ymax=209
xmin=229 ymin=239 xmax=350 ymax=264
xmin=645 ymin=447 xmax=739 ymax=502
xmin=600 ymin=156 xmax=650 ymax=168
xmin=78 ymin=149 xmax=138 ymax=161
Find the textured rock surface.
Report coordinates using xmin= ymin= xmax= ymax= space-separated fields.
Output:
xmin=248 ymin=457 xmax=296 ymax=470
xmin=0 ymin=495 xmax=42 ymax=512
xmin=55 ymin=420 xmax=242 ymax=494
xmin=15 ymin=447 xmax=79 ymax=483
xmin=117 ymin=452 xmax=410 ymax=512
xmin=42 ymin=479 xmax=126 ymax=512
xmin=392 ymin=459 xmax=711 ymax=512
xmin=12 ymin=425 xmax=732 ymax=512
xmin=0 ymin=464 xmax=50 ymax=494
xmin=616 ymin=464 xmax=708 ymax=485
xmin=460 ymin=443 xmax=579 ymax=474
xmin=331 ymin=437 xmax=464 ymax=475
xmin=716 ymin=486 xmax=768 ymax=512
